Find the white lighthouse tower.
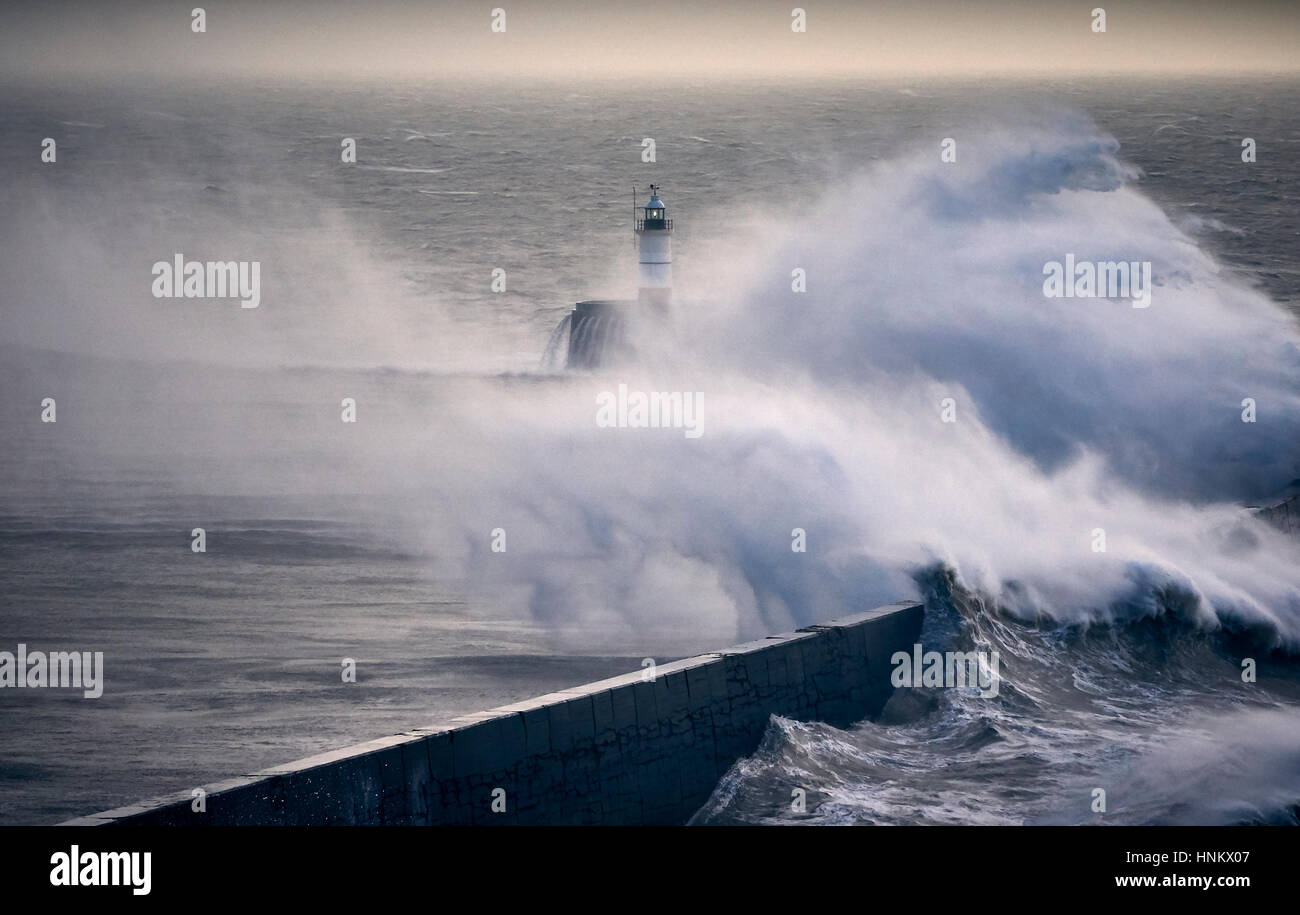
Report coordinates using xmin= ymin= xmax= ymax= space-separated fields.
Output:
xmin=635 ymin=184 xmax=672 ymax=312
xmin=561 ymin=185 xmax=678 ymax=369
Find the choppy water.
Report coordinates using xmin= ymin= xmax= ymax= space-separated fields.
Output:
xmin=696 ymin=573 xmax=1300 ymax=825
xmin=1 ymin=74 xmax=1298 ymax=824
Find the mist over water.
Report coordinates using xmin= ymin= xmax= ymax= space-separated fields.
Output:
xmin=1 ymin=76 xmax=1298 ymax=823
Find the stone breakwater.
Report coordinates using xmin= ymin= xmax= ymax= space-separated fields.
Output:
xmin=64 ymin=601 xmax=924 ymax=826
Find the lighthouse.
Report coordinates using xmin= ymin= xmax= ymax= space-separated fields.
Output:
xmin=559 ymin=184 xmax=680 ymax=369
xmin=635 ymin=184 xmax=673 ymax=312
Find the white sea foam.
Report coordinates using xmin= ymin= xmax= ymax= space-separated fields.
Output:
xmin=421 ymin=115 xmax=1300 ymax=649
xmin=6 ymin=107 xmax=1299 ymax=652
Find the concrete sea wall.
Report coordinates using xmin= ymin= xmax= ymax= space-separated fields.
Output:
xmin=1259 ymin=493 xmax=1300 ymax=537
xmin=64 ymin=601 xmax=923 ymax=826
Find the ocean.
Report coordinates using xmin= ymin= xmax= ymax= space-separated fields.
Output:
xmin=1 ymin=74 xmax=1298 ymax=825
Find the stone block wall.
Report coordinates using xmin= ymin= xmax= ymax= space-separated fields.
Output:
xmin=63 ymin=601 xmax=923 ymax=826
